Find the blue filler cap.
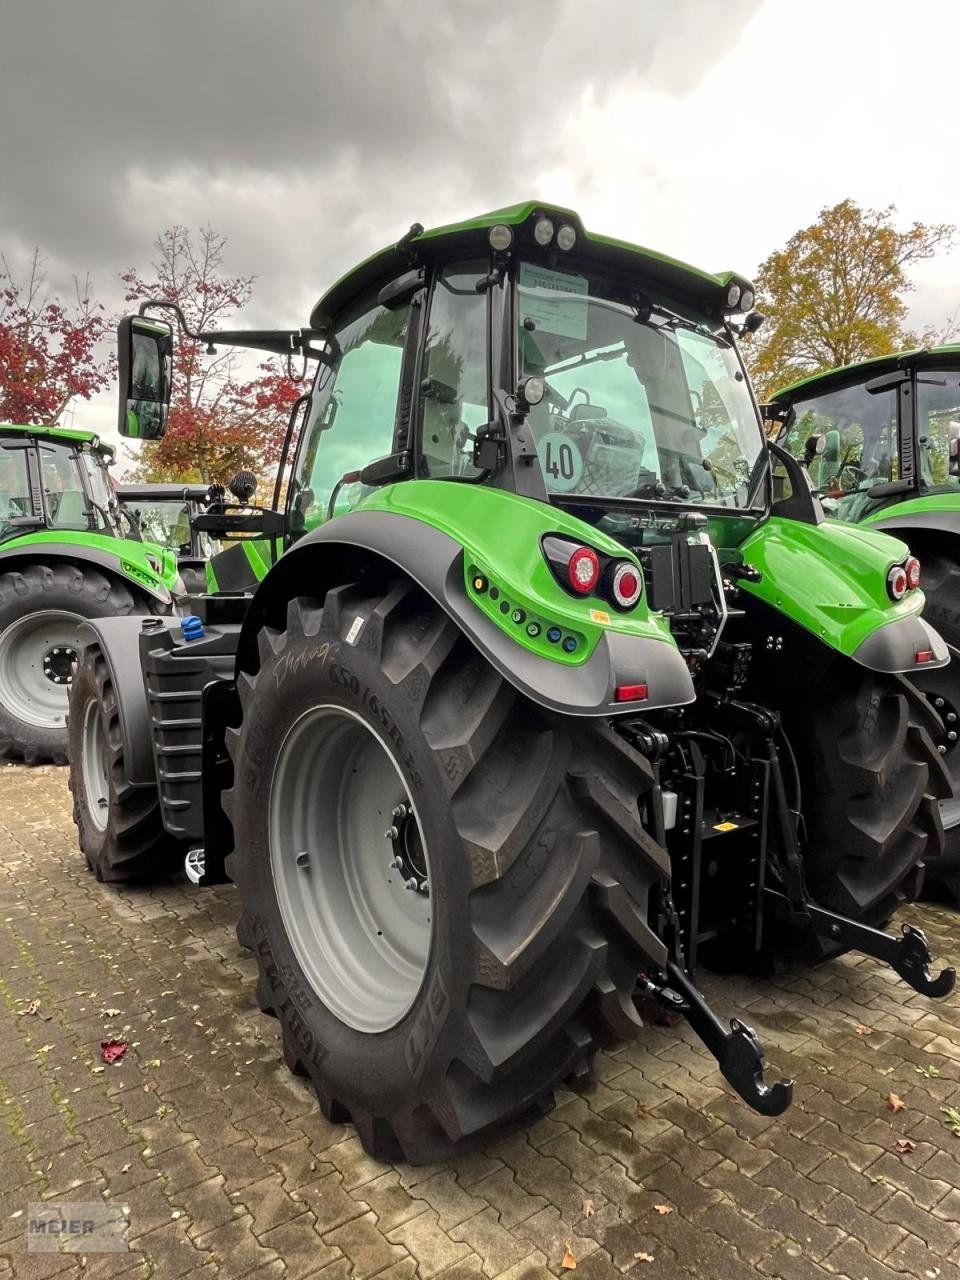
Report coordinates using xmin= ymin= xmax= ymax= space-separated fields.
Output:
xmin=181 ymin=614 xmax=205 ymax=642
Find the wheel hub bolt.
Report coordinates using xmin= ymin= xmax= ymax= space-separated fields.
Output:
xmin=936 ymin=697 xmax=946 ymax=708
xmin=949 ymin=712 xmax=957 ymax=723
xmin=295 ymin=851 xmax=310 ymax=868
xmin=384 ymin=825 xmax=399 ymax=841
xmin=392 ymin=803 xmax=408 ymax=820
xmin=389 ymin=857 xmax=403 ymax=870
xmin=939 ymin=744 xmax=948 ymax=754
xmin=949 ymin=731 xmax=958 ymax=743
xmin=404 ymin=877 xmax=419 ymax=891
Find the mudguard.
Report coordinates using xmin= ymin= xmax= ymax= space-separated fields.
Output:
xmin=739 ymin=516 xmax=949 ymax=674
xmin=0 ymin=534 xmax=177 ymax=607
xmin=238 ymin=484 xmax=696 ymax=717
xmin=74 ymin=615 xmax=182 ymax=786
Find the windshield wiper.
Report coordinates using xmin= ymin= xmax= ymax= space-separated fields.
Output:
xmin=634 ymin=299 xmax=729 ymax=346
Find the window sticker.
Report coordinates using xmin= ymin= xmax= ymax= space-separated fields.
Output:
xmin=519 ymin=263 xmax=588 ymax=340
xmin=537 ymin=432 xmax=584 ymax=493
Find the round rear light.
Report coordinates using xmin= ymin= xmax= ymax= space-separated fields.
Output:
xmin=611 ymin=561 xmax=642 ymax=609
xmin=905 ymin=556 xmax=922 ymax=590
xmin=887 ymin=565 xmax=908 ymax=601
xmin=568 ymin=547 xmax=600 ymax=594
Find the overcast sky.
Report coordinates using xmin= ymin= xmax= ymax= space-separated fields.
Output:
xmin=2 ymin=0 xmax=959 ymax=458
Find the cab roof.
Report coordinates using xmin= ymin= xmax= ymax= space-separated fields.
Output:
xmin=310 ymin=201 xmax=752 ymax=329
xmin=772 ymin=344 xmax=960 ymax=404
xmin=0 ymin=422 xmax=115 ymax=456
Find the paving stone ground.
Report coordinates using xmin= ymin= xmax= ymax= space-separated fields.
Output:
xmin=0 ymin=763 xmax=959 ymax=1279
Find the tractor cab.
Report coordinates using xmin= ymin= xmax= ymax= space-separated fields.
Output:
xmin=0 ymin=423 xmax=125 ymax=541
xmin=768 ymin=347 xmax=960 ymax=522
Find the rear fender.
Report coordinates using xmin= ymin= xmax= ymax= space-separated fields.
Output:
xmin=238 ymin=488 xmax=695 ymax=717
xmin=739 ymin=515 xmax=948 ymax=674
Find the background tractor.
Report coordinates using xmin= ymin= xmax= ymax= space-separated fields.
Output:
xmin=768 ymin=349 xmax=960 ymax=898
xmin=68 ymin=204 xmax=954 ymax=1163
xmin=0 ymin=424 xmax=180 ymax=763
xmin=117 ymin=482 xmax=220 ymax=593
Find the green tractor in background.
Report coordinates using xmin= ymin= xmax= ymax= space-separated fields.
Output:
xmin=0 ymin=424 xmax=180 ymax=763
xmin=117 ymin=482 xmax=221 ymax=594
xmin=68 ymin=204 xmax=955 ymax=1163
xmin=767 ymin=348 xmax=960 ymax=898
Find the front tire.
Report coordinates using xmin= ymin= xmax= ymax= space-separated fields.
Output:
xmin=0 ymin=564 xmax=147 ymax=764
xmin=67 ymin=644 xmax=183 ymax=882
xmin=226 ymin=580 xmax=668 ymax=1164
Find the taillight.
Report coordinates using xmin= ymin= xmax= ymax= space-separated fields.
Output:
xmin=905 ymin=556 xmax=922 ymax=590
xmin=567 ymin=546 xmax=601 ymax=595
xmin=615 ymin=683 xmax=648 ymax=702
xmin=610 ymin=561 xmax=642 ymax=609
xmin=887 ymin=565 xmax=908 ymax=601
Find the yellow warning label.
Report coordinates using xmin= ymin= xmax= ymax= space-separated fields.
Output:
xmin=713 ymin=821 xmax=739 ymax=832
xmin=589 ymin=609 xmax=611 ymax=624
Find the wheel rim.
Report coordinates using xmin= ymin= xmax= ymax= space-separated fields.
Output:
xmin=269 ymin=703 xmax=432 ymax=1033
xmin=914 ymin=659 xmax=960 ymax=832
xmin=81 ymin=697 xmax=110 ymax=831
xmin=0 ymin=610 xmax=95 ymax=728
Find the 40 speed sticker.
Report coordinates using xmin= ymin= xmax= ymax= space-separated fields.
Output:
xmin=537 ymin=432 xmax=583 ymax=493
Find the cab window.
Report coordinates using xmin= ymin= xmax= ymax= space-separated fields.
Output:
xmin=917 ymin=370 xmax=960 ymax=490
xmin=289 ymin=297 xmax=410 ymax=539
xmin=39 ymin=443 xmax=93 ymax=530
xmin=418 ymin=264 xmax=487 ymax=479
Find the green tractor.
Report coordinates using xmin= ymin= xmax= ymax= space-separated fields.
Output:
xmin=116 ymin=482 xmax=221 ymax=594
xmin=68 ymin=204 xmax=955 ymax=1163
xmin=0 ymin=424 xmax=180 ymax=763
xmin=767 ymin=348 xmax=960 ymax=898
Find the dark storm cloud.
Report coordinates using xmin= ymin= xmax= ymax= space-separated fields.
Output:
xmin=0 ymin=0 xmax=761 ymax=323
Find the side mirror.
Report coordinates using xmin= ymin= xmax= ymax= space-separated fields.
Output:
xmin=117 ymin=315 xmax=174 ymax=440
xmin=802 ymin=434 xmax=825 ymax=466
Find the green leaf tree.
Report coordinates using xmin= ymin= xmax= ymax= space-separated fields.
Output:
xmin=744 ymin=200 xmax=955 ymax=400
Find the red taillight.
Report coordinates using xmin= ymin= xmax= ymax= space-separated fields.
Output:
xmin=615 ymin=683 xmax=648 ymax=703
xmin=916 ymin=649 xmax=935 ymax=664
xmin=887 ymin=565 xmax=908 ymax=601
xmin=905 ymin=556 xmax=922 ymax=590
xmin=568 ymin=546 xmax=600 ymax=594
xmin=610 ymin=561 xmax=643 ymax=609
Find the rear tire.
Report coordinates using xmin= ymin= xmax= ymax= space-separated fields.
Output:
xmin=0 ymin=564 xmax=147 ymax=764
xmin=226 ymin=580 xmax=668 ymax=1164
xmin=910 ymin=652 xmax=960 ymax=902
xmin=785 ymin=663 xmax=945 ymax=925
xmin=67 ymin=644 xmax=183 ymax=883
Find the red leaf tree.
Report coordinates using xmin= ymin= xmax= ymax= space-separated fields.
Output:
xmin=0 ymin=251 xmax=113 ymax=424
xmin=121 ymin=226 xmax=298 ymax=486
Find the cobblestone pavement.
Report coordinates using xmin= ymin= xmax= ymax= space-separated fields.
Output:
xmin=1 ymin=764 xmax=959 ymax=1279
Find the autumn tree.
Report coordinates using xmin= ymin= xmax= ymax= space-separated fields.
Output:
xmin=0 ymin=250 xmax=113 ymax=423
xmin=121 ymin=226 xmax=298 ymax=485
xmin=744 ymin=201 xmax=955 ymax=399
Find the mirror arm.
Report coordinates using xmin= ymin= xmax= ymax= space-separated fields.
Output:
xmin=136 ymin=299 xmax=327 ymax=359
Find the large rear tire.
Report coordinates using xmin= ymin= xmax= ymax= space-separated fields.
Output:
xmin=226 ymin=580 xmax=668 ymax=1164
xmin=67 ymin=644 xmax=183 ymax=883
xmin=0 ymin=564 xmax=147 ymax=764
xmin=784 ymin=664 xmax=945 ymax=925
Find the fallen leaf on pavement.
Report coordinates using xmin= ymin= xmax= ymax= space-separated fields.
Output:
xmin=895 ymin=1139 xmax=917 ymax=1155
xmin=19 ymin=999 xmax=40 ymax=1017
xmin=582 ymin=1199 xmax=595 ymax=1217
xmin=561 ymin=1244 xmax=577 ymax=1270
xmin=653 ymin=1204 xmax=673 ymax=1216
xmin=103 ymin=1008 xmax=121 ymax=1019
xmin=940 ymin=1106 xmax=960 ymax=1136
xmin=854 ymin=1025 xmax=873 ymax=1036
xmin=916 ymin=1064 xmax=941 ymax=1079
xmin=633 ymin=1252 xmax=654 ymax=1264
xmin=887 ymin=1093 xmax=905 ymax=1113
xmin=100 ymin=1040 xmax=128 ymax=1065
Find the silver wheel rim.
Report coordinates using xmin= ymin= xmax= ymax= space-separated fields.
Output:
xmin=0 ymin=610 xmax=95 ymax=728
xmin=81 ymin=697 xmax=110 ymax=831
xmin=269 ymin=703 xmax=432 ymax=1034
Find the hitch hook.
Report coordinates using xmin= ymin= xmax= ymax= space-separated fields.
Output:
xmin=647 ymin=964 xmax=793 ymax=1116
xmin=893 ymin=923 xmax=956 ymax=998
